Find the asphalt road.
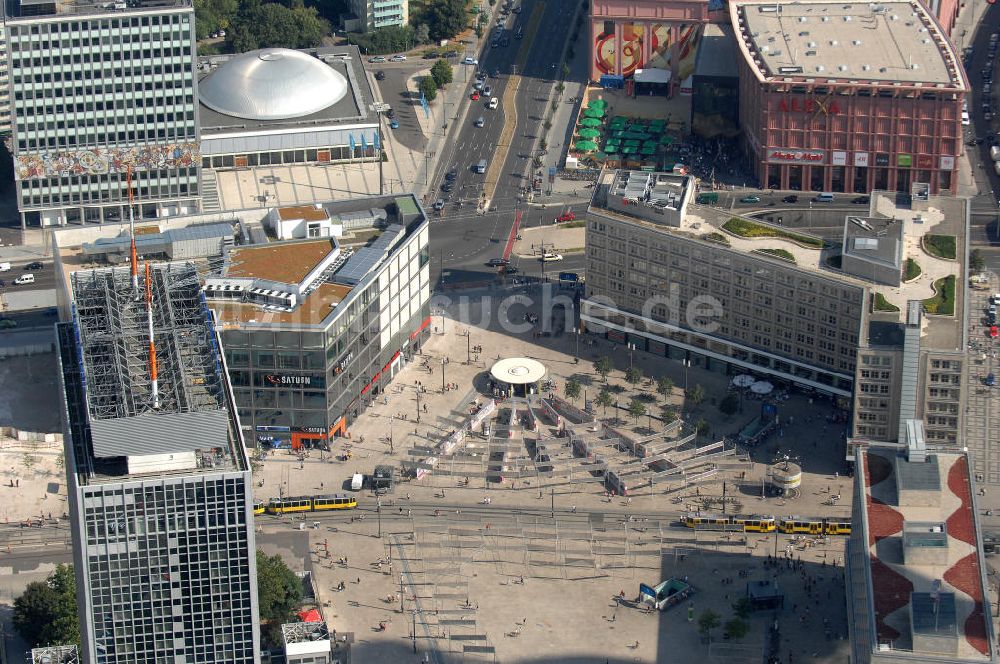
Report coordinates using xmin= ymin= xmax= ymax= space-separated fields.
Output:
xmin=1 ymin=258 xmax=55 ymax=292
xmin=427 ymin=0 xmax=580 ymax=287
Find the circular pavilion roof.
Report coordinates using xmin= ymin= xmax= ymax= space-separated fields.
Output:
xmin=490 ymin=357 xmax=547 ymax=385
xmin=199 ymin=49 xmax=349 ymax=121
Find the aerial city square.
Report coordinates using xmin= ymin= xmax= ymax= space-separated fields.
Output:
xmin=0 ymin=0 xmax=999 ymax=662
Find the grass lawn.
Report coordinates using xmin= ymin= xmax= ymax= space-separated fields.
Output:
xmin=923 ymin=234 xmax=957 ymax=260
xmin=722 ymin=217 xmax=823 ymax=248
xmin=873 ymin=293 xmax=900 ymax=312
xmin=923 ymin=275 xmax=956 ymax=315
xmin=904 ymin=258 xmax=922 ymax=281
xmin=755 ymin=248 xmax=796 ymax=262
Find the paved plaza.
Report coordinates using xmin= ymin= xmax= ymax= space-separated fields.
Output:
xmin=255 ymin=284 xmax=858 ymax=663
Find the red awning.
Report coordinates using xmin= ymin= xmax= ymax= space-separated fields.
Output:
xmin=298 ymin=609 xmax=322 ymax=623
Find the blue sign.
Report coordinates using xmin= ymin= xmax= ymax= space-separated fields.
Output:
xmin=558 ymin=272 xmax=579 ymax=283
xmin=639 ymin=583 xmax=656 ymax=599
xmin=349 ymin=134 xmax=356 ymax=154
xmin=420 ymin=91 xmax=430 ymax=119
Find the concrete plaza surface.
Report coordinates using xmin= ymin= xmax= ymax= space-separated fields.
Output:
xmin=255 ymin=284 xmax=855 ymax=663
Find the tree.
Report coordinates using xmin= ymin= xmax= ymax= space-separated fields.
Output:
xmin=724 ymin=617 xmax=749 ymax=640
xmin=627 ymin=399 xmax=646 ymax=424
xmin=561 ymin=63 xmax=570 ymax=80
xmin=595 ymin=389 xmax=614 ymax=416
xmin=698 ymin=609 xmax=721 ymax=642
xmin=419 ymin=75 xmax=438 ymax=102
xmin=14 ymin=564 xmax=78 ymax=648
xmin=971 ymin=249 xmax=985 ymax=273
xmin=660 ymin=404 xmax=677 ymax=423
xmin=423 ymin=0 xmax=468 ymax=42
xmin=475 ymin=23 xmax=485 ymax=38
xmin=415 ymin=23 xmax=430 ymax=44
xmin=695 ymin=417 xmax=710 ymax=438
xmin=194 ymin=0 xmax=238 ymax=39
xmin=256 ymin=551 xmax=302 ymax=625
xmin=22 ymin=452 xmax=36 ymax=472
xmin=718 ymin=392 xmax=739 ymax=416
xmin=594 ymin=356 xmax=613 ymax=382
xmin=543 ymin=118 xmax=553 ymax=132
xmin=540 ymin=138 xmax=548 ymax=152
xmin=431 ymin=59 xmax=453 ymax=88
xmin=656 ymin=376 xmax=674 ymax=400
xmin=731 ymin=597 xmax=753 ymax=620
xmin=55 ymin=452 xmax=65 ymax=471
xmin=565 ymin=379 xmax=582 ymax=402
xmin=555 ymin=82 xmax=565 ymax=94
xmin=688 ymin=383 xmax=706 ymax=406
xmin=625 ymin=366 xmax=644 ymax=386
xmin=229 ymin=0 xmax=328 ymax=52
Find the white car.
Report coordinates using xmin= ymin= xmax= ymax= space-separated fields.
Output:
xmin=541 ymin=253 xmax=563 ymax=262
xmin=462 ymin=57 xmax=478 ymax=65
xmin=483 ymin=85 xmax=492 ymax=97
xmin=369 ymin=56 xmax=387 ymax=63
xmin=488 ymin=97 xmax=499 ymax=110
xmin=389 ymin=54 xmax=407 ymax=62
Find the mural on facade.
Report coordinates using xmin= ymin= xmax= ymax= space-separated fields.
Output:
xmin=619 ymin=22 xmax=645 ymax=77
xmin=647 ymin=24 xmax=673 ymax=70
xmin=673 ymin=24 xmax=705 ymax=81
xmin=16 ymin=143 xmax=201 ymax=180
xmin=594 ymin=21 xmax=618 ymax=76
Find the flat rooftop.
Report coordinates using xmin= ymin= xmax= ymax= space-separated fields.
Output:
xmin=859 ymin=448 xmax=992 ymax=659
xmin=843 ymin=215 xmax=903 ymax=269
xmin=198 ymin=47 xmax=374 ymax=135
xmin=10 ymin=0 xmax=188 ymax=19
xmin=226 ymin=239 xmax=335 ymax=284
xmin=731 ymin=0 xmax=963 ymax=87
xmin=216 ymin=282 xmax=353 ymax=326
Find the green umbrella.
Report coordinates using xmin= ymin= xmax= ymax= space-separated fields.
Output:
xmin=604 ymin=144 xmax=619 ymax=154
xmin=578 ymin=128 xmax=601 ymax=138
xmin=584 ymin=108 xmax=606 ymax=118
xmin=605 ymin=138 xmax=621 ymax=147
xmin=621 ymin=145 xmax=637 ymax=155
xmin=624 ymin=139 xmax=641 ymax=147
xmin=574 ymin=140 xmax=598 ymax=151
xmin=659 ymin=134 xmax=675 ymax=145
xmin=640 ymin=144 xmax=657 ymax=155
xmin=588 ymin=99 xmax=607 ymax=109
xmin=579 ymin=117 xmax=603 ymax=128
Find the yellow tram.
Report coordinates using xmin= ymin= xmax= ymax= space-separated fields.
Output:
xmin=682 ymin=514 xmax=850 ymax=536
xmin=264 ymin=494 xmax=358 ymax=515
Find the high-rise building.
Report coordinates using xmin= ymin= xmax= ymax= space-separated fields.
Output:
xmin=5 ymin=0 xmax=201 ymax=228
xmin=345 ymin=0 xmax=407 ymax=33
xmin=55 ymin=262 xmax=260 ymax=663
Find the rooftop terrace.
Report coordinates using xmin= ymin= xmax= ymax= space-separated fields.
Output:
xmin=10 ymin=0 xmax=188 ymax=20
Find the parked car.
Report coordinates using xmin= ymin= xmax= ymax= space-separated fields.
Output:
xmin=433 ymin=199 xmax=446 ymax=211
xmin=25 ymin=262 xmax=42 ymax=270
xmin=541 ymin=253 xmax=563 ymax=262
xmin=470 ymin=91 xmax=480 ymax=100
xmin=487 ymin=258 xmax=510 ymax=267
xmin=441 ymin=182 xmax=454 ymax=192
xmin=781 ymin=194 xmax=799 ymax=203
xmin=375 ymin=70 xmax=386 ymax=80
xmin=462 ymin=57 xmax=478 ymax=65
xmin=385 ymin=108 xmax=395 ymax=119
xmin=389 ymin=119 xmax=399 ymax=129
xmin=369 ymin=56 xmax=387 ymax=63
xmin=739 ymin=195 xmax=761 ymax=204
xmin=852 ymin=196 xmax=870 ymax=205
xmin=555 ymin=212 xmax=576 ymax=222
xmin=445 ymin=169 xmax=458 ymax=181
xmin=389 ymin=55 xmax=407 ymax=62
xmin=987 ymin=373 xmax=996 ymax=387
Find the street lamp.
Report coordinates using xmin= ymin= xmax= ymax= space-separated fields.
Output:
xmin=683 ymin=356 xmax=691 ymax=396
xmin=441 ymin=358 xmax=446 ymax=392
xmin=389 ymin=414 xmax=394 ymax=455
xmin=416 ymin=387 xmax=421 ymax=424
xmin=574 ymin=329 xmax=579 ymax=360
xmin=628 ymin=342 xmax=635 ymax=373
xmin=465 ymin=330 xmax=471 ymax=364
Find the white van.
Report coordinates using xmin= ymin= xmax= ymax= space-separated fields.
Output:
xmin=0 ymin=263 xmax=10 ymax=272
xmin=351 ymin=473 xmax=364 ymax=491
xmin=14 ymin=273 xmax=34 ymax=285
xmin=475 ymin=159 xmax=487 ymax=174
xmin=814 ymin=192 xmax=835 ymax=202
xmin=488 ymin=97 xmax=499 ymax=110
xmin=474 ymin=116 xmax=485 ymax=127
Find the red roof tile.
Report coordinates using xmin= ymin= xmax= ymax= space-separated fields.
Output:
xmin=946 ymin=456 xmax=976 ymax=547
xmin=870 ymin=555 xmax=913 ymax=642
xmin=945 ymin=552 xmax=989 ymax=655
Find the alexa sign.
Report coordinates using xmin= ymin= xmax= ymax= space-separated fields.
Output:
xmin=767 ymin=148 xmax=825 ymax=164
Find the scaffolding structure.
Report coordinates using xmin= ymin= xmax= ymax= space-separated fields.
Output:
xmin=30 ymin=646 xmax=80 ymax=664
xmin=70 ymin=263 xmax=225 ymax=420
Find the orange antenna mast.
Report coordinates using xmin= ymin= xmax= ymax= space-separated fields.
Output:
xmin=145 ymin=262 xmax=159 ymax=409
xmin=127 ymin=167 xmax=139 ymax=296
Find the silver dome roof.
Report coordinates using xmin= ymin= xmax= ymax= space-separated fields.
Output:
xmin=199 ymin=49 xmax=349 ymax=121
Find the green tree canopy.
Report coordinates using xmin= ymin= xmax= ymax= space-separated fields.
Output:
xmin=593 ymin=356 xmax=613 ymax=381
xmin=348 ymin=25 xmax=416 ymax=55
xmin=565 ymin=379 xmax=582 ymax=402
xmin=229 ymin=0 xmax=328 ymax=52
xmin=595 ymin=389 xmax=614 ymax=415
xmin=695 ymin=417 xmax=710 ymax=438
xmin=718 ymin=392 xmax=739 ymax=416
xmin=419 ymin=75 xmax=438 ymax=102
xmin=688 ymin=383 xmax=706 ymax=406
xmin=415 ymin=23 xmax=430 ymax=44
xmin=194 ymin=0 xmax=238 ymax=39
xmin=624 ymin=366 xmax=644 ymax=386
xmin=256 ymin=551 xmax=303 ymax=624
xmin=724 ymin=617 xmax=749 ymax=640
xmin=971 ymin=248 xmax=985 ymax=273
xmin=660 ymin=404 xmax=678 ymax=423
xmin=431 ymin=59 xmax=454 ymax=88
xmin=656 ymin=376 xmax=674 ymax=399
xmin=14 ymin=564 xmax=79 ymax=648
xmin=422 ymin=0 xmax=468 ymax=41
xmin=698 ymin=609 xmax=721 ymax=641
xmin=627 ymin=399 xmax=646 ymax=423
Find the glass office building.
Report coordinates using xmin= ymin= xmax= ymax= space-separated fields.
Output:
xmin=6 ymin=0 xmax=201 ymax=227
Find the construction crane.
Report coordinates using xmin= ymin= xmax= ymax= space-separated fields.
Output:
xmin=127 ymin=166 xmax=139 ymax=296
xmin=144 ymin=262 xmax=159 ymax=409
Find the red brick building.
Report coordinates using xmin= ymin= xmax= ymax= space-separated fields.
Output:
xmin=730 ymin=0 xmax=967 ymax=194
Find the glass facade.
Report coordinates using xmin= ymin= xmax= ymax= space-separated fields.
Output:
xmin=7 ymin=7 xmax=201 ymax=225
xmin=81 ymin=475 xmax=257 ymax=663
